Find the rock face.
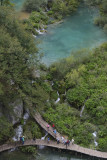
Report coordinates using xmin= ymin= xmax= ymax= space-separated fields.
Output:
xmin=9 ymin=99 xmax=23 ymax=125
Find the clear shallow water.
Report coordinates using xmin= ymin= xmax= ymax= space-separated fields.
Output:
xmin=38 ymin=6 xmax=107 ymax=65
xmin=12 ymin=0 xmax=26 ymax=10
xmin=0 ymin=147 xmax=94 ymax=160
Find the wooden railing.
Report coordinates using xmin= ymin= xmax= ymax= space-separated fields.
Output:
xmin=0 ymin=112 xmax=107 ymax=159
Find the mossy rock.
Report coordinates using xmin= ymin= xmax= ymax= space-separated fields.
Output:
xmin=44 ymin=25 xmax=48 ymax=29
xmin=50 ymin=20 xmax=56 ymax=24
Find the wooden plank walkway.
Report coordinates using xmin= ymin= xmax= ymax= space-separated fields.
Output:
xmin=0 ymin=112 xmax=107 ymax=159
xmin=0 ymin=139 xmax=107 ymax=159
xmin=34 ymin=112 xmax=62 ymax=142
xmin=33 ymin=112 xmax=107 ymax=159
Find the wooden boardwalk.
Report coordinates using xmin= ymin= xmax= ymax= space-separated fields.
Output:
xmin=34 ymin=112 xmax=62 ymax=142
xmin=0 ymin=139 xmax=107 ymax=159
xmin=0 ymin=112 xmax=107 ymax=159
xmin=33 ymin=112 xmax=107 ymax=159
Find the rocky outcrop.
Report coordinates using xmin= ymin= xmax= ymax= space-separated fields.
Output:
xmin=8 ymin=99 xmax=23 ymax=125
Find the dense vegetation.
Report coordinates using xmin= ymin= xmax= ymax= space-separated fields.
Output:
xmin=40 ymin=43 xmax=107 ymax=151
xmin=0 ymin=0 xmax=107 ymax=154
xmin=23 ymin=0 xmax=48 ymax=12
xmin=0 ymin=6 xmax=49 ymax=144
xmin=23 ymin=0 xmax=81 ymax=34
xmin=0 ymin=0 xmax=11 ymax=6
xmin=84 ymin=0 xmax=107 ymax=33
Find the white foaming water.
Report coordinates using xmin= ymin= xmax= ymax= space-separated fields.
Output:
xmin=39 ymin=133 xmax=48 ymax=149
xmin=80 ymin=104 xmax=85 ymax=117
xmin=9 ymin=147 xmax=16 ymax=152
xmin=94 ymin=141 xmax=98 ymax=147
xmin=55 ymin=98 xmax=60 ymax=104
xmin=13 ymin=112 xmax=29 ymax=142
xmin=51 ymin=81 xmax=54 ymax=86
xmin=23 ymin=112 xmax=29 ymax=125
xmin=12 ymin=125 xmax=23 ymax=141
xmin=35 ymin=29 xmax=44 ymax=35
xmin=33 ymin=34 xmax=37 ymax=38
xmin=92 ymin=131 xmax=97 ymax=138
xmin=55 ymin=91 xmax=60 ymax=104
xmin=92 ymin=131 xmax=98 ymax=147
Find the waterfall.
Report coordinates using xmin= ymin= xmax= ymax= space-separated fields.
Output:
xmin=92 ymin=131 xmax=98 ymax=147
xmin=9 ymin=148 xmax=16 ymax=152
xmin=35 ymin=29 xmax=44 ymax=35
xmin=12 ymin=111 xmax=30 ymax=142
xmin=23 ymin=112 xmax=29 ymax=125
xmin=39 ymin=132 xmax=48 ymax=149
xmin=12 ymin=125 xmax=23 ymax=141
xmin=41 ymin=132 xmax=48 ymax=140
xmin=80 ymin=104 xmax=85 ymax=117
xmin=51 ymin=81 xmax=54 ymax=86
xmin=33 ymin=34 xmax=37 ymax=38
xmin=55 ymin=91 xmax=60 ymax=104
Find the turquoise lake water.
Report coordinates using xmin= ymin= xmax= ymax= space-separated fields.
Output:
xmin=37 ymin=6 xmax=107 ymax=65
xmin=1 ymin=2 xmax=107 ymax=160
xmin=12 ymin=0 xmax=25 ymax=10
xmin=0 ymin=147 xmax=96 ymax=160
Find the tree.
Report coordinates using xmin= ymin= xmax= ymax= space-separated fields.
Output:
xmin=0 ymin=6 xmax=38 ymax=107
xmin=23 ymin=0 xmax=48 ymax=12
xmin=0 ymin=0 xmax=11 ymax=6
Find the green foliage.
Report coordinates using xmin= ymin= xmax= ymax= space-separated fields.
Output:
xmin=103 ymin=24 xmax=107 ymax=33
xmin=0 ymin=116 xmax=14 ymax=143
xmin=49 ymin=56 xmax=75 ymax=80
xmin=0 ymin=0 xmax=12 ymax=6
xmin=44 ymin=43 xmax=107 ymax=150
xmin=47 ymin=10 xmax=54 ymax=15
xmin=87 ymin=0 xmax=107 ymax=33
xmin=0 ymin=6 xmax=50 ymax=143
xmin=23 ymin=0 xmax=48 ymax=12
xmin=29 ymin=11 xmax=49 ymax=28
xmin=23 ymin=0 xmax=81 ymax=33
xmin=94 ymin=16 xmax=107 ymax=27
xmin=43 ymin=103 xmax=93 ymax=147
xmin=84 ymin=0 xmax=101 ymax=6
xmin=98 ymin=137 xmax=107 ymax=151
xmin=51 ymin=0 xmax=80 ymax=18
xmin=42 ymin=81 xmax=52 ymax=93
xmin=23 ymin=119 xmax=43 ymax=139
xmin=66 ymin=83 xmax=89 ymax=108
xmin=50 ymin=91 xmax=58 ymax=100
xmin=65 ymin=65 xmax=86 ymax=88
xmin=0 ymin=6 xmax=42 ymax=107
xmin=20 ymin=146 xmax=37 ymax=154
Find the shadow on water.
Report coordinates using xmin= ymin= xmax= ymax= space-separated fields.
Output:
xmin=0 ymin=147 xmax=105 ymax=160
xmin=36 ymin=147 xmax=106 ymax=160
